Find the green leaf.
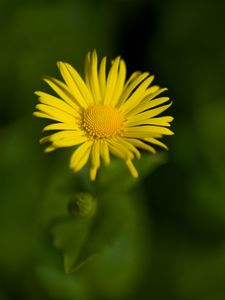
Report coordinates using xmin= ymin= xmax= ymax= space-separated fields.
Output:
xmin=51 ymin=217 xmax=91 ymax=274
xmin=47 ymin=153 xmax=166 ymax=274
xmin=51 ymin=193 xmax=125 ymax=273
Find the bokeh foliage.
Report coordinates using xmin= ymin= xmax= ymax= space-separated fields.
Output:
xmin=1 ymin=0 xmax=225 ymax=299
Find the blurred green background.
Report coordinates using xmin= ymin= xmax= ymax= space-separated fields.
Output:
xmin=1 ymin=0 xmax=225 ymax=299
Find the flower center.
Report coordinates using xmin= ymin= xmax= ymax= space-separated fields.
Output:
xmin=82 ymin=105 xmax=123 ymax=138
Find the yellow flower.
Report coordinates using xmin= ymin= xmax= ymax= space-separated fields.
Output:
xmin=34 ymin=50 xmax=173 ymax=180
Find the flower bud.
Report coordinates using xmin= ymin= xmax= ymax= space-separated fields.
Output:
xmin=68 ymin=193 xmax=97 ymax=219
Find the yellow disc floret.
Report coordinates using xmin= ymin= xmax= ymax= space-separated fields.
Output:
xmin=82 ymin=104 xmax=123 ymax=138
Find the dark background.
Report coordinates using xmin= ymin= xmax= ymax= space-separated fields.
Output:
xmin=1 ymin=0 xmax=225 ymax=299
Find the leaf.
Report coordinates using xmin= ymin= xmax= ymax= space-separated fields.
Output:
xmin=50 ymin=193 xmax=125 ymax=273
xmin=74 ymin=194 xmax=125 ymax=268
xmin=51 ymin=217 xmax=91 ymax=274
xmin=48 ymin=153 xmax=166 ymax=274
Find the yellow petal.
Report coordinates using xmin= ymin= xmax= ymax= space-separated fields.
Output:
xmin=90 ymin=167 xmax=98 ymax=181
xmin=43 ymin=77 xmax=81 ymax=109
xmin=124 ymin=138 xmax=156 ymax=154
xmin=103 ymin=56 xmax=121 ymax=105
xmin=108 ymin=139 xmax=134 ymax=160
xmin=128 ymin=87 xmax=168 ymax=115
xmin=57 ymin=62 xmax=89 ymax=108
xmin=89 ymin=50 xmax=101 ymax=103
xmin=114 ymin=137 xmax=141 ymax=159
xmin=108 ymin=143 xmax=128 ymax=161
xmin=126 ymin=159 xmax=138 ymax=178
xmin=35 ymin=104 xmax=76 ymax=123
xmin=41 ymin=130 xmax=85 ymax=143
xmin=70 ymin=141 xmax=92 ymax=171
xmin=144 ymin=137 xmax=168 ymax=150
xmin=147 ymin=97 xmax=171 ymax=109
xmin=110 ymin=59 xmax=126 ymax=107
xmin=146 ymin=88 xmax=168 ymax=101
xmin=44 ymin=145 xmax=56 ymax=153
xmin=117 ymin=72 xmax=149 ymax=106
xmin=144 ymin=85 xmax=160 ymax=95
xmin=33 ymin=111 xmax=60 ymax=122
xmin=123 ymin=71 xmax=141 ymax=89
xmin=84 ymin=52 xmax=91 ymax=90
xmin=91 ymin=141 xmax=100 ymax=169
xmin=126 ymin=116 xmax=174 ymax=127
xmin=53 ymin=136 xmax=88 ymax=147
xmin=125 ymin=125 xmax=174 ymax=136
xmin=64 ymin=62 xmax=94 ymax=105
xmin=35 ymin=91 xmax=79 ymax=117
xmin=43 ymin=123 xmax=79 ymax=131
xmin=120 ymin=75 xmax=155 ymax=115
xmin=99 ymin=56 xmax=107 ymax=98
xmin=127 ymin=102 xmax=172 ymax=123
xmin=100 ymin=140 xmax=110 ymax=165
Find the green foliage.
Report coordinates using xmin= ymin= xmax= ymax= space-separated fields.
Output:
xmin=96 ymin=152 xmax=167 ymax=192
xmin=47 ymin=154 xmax=164 ymax=274
xmin=1 ymin=0 xmax=225 ymax=299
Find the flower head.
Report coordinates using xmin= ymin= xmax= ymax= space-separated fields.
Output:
xmin=34 ymin=50 xmax=173 ymax=180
